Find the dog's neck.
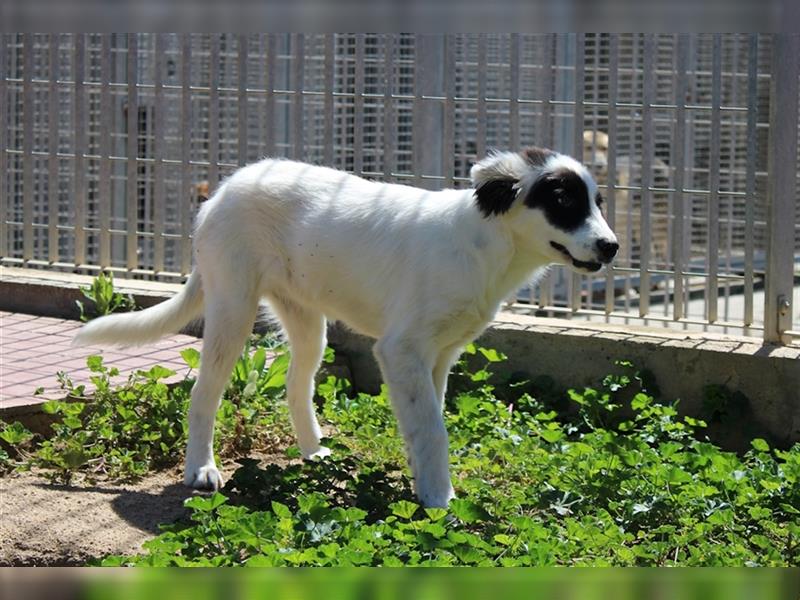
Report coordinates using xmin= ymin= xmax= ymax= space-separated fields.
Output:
xmin=457 ymin=192 xmax=553 ymax=313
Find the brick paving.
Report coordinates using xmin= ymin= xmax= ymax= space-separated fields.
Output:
xmin=0 ymin=311 xmax=202 ymax=412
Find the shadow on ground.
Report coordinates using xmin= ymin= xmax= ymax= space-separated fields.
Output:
xmin=0 ymin=469 xmax=191 ymax=566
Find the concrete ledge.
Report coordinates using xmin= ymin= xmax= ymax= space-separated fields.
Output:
xmin=0 ymin=266 xmax=185 ymax=320
xmin=329 ymin=313 xmax=800 ymax=448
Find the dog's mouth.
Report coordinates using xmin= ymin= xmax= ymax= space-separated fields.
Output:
xmin=550 ymin=242 xmax=602 ymax=273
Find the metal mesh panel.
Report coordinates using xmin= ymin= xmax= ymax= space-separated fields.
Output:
xmin=1 ymin=34 xmax=798 ymax=341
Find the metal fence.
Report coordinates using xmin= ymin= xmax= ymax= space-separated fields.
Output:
xmin=1 ymin=34 xmax=799 ymax=344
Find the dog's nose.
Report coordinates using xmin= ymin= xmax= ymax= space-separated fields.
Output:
xmin=596 ymin=239 xmax=619 ymax=263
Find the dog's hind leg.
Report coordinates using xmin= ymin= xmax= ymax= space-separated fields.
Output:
xmin=374 ymin=334 xmax=455 ymax=507
xmin=184 ymin=288 xmax=259 ymax=490
xmin=268 ymin=297 xmax=330 ymax=460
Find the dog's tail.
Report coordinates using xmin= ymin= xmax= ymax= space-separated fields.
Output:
xmin=73 ymin=269 xmax=204 ymax=347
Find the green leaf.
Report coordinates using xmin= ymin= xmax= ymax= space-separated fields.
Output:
xmin=62 ymin=415 xmax=83 ymax=429
xmin=478 ymin=347 xmax=506 ymax=363
xmin=180 ymin=348 xmax=201 ymax=370
xmin=208 ymin=492 xmax=228 ymax=510
xmin=631 ymin=393 xmax=652 ymax=411
xmin=450 ymin=499 xmax=489 ymax=523
xmin=263 ymin=352 xmax=290 ymax=390
xmin=778 ymin=503 xmax=800 ymax=516
xmin=86 ymin=355 xmax=104 ymax=372
xmin=751 ymin=438 xmax=769 ymax=452
xmin=62 ymin=447 xmax=89 ymax=469
xmin=271 ymin=501 xmax=292 ymax=519
xmin=41 ymin=401 xmax=63 ymax=415
xmin=0 ymin=422 xmax=34 ymax=445
xmin=390 ymin=500 xmax=420 ymax=520
xmin=424 ymin=507 xmax=448 ymax=521
xmin=665 ymin=467 xmax=693 ymax=486
xmin=323 ymin=346 xmax=335 ymax=364
xmin=539 ymin=427 xmax=563 ymax=443
xmin=251 ymin=347 xmax=267 ymax=375
xmin=145 ymin=365 xmax=176 ymax=381
xmin=185 ymin=495 xmax=218 ymax=512
xmin=246 ymin=555 xmax=282 ymax=567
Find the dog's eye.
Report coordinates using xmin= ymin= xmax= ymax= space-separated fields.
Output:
xmin=557 ymin=195 xmax=574 ymax=208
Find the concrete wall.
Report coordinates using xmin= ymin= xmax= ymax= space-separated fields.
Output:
xmin=329 ymin=313 xmax=800 ymax=449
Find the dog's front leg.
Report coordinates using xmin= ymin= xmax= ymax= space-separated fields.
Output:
xmin=374 ymin=336 xmax=455 ymax=508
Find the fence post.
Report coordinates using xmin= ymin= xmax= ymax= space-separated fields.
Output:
xmin=414 ymin=35 xmax=444 ymax=189
xmin=764 ymin=34 xmax=798 ymax=344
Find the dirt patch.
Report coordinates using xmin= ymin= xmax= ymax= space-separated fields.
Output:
xmin=0 ymin=466 xmax=191 ymax=566
xmin=0 ymin=451 xmax=283 ymax=567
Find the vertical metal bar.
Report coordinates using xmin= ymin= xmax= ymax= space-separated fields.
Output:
xmin=540 ymin=34 xmax=554 ymax=147
xmin=265 ymin=34 xmax=276 ymax=156
xmin=153 ymin=33 xmax=166 ymax=274
xmin=292 ymin=33 xmax=305 ymax=161
xmin=442 ymin=34 xmax=455 ymax=187
xmin=0 ymin=33 xmax=7 ymax=260
xmin=476 ymin=35 xmax=487 ymax=160
xmin=22 ymin=34 xmax=34 ymax=262
xmin=743 ymin=34 xmax=758 ymax=327
xmin=722 ymin=35 xmax=740 ymax=326
xmin=0 ymin=34 xmax=7 ymax=258
xmin=353 ymin=34 xmax=364 ymax=173
xmin=208 ymin=35 xmax=219 ymax=187
xmin=383 ymin=33 xmax=396 ymax=181
xmin=509 ymin=34 xmax=520 ymax=151
xmin=383 ymin=34 xmax=395 ymax=180
xmin=539 ymin=34 xmax=555 ymax=309
xmin=414 ymin=35 xmax=444 ymax=187
xmin=764 ymin=34 xmax=798 ymax=344
xmin=48 ymin=35 xmax=60 ymax=264
xmin=98 ymin=34 xmax=111 ymax=268
xmin=638 ymin=34 xmax=655 ymax=317
xmin=74 ymin=33 xmax=86 ymax=267
xmin=324 ymin=34 xmax=334 ymax=166
xmin=570 ymin=34 xmax=585 ymax=312
xmin=604 ymin=34 xmax=620 ymax=315
xmin=672 ymin=34 xmax=689 ymax=321
xmin=623 ymin=35 xmax=638 ymax=318
xmin=180 ymin=34 xmax=192 ymax=276
xmin=413 ymin=37 xmax=423 ymax=186
xmin=706 ymin=34 xmax=722 ymax=323
xmin=125 ymin=33 xmax=138 ymax=271
xmin=237 ymin=34 xmax=248 ymax=166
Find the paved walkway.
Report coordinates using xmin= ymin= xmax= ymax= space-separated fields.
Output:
xmin=0 ymin=311 xmax=202 ymax=413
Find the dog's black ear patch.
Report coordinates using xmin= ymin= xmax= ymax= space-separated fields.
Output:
xmin=474 ymin=179 xmax=519 ymax=218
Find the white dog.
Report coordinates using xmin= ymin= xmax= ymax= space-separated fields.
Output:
xmin=74 ymin=147 xmax=618 ymax=507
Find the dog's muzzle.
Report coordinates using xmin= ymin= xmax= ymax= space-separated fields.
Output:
xmin=550 ymin=241 xmax=603 ymax=272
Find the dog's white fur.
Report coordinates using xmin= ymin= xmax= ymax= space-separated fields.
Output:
xmin=74 ymin=150 xmax=616 ymax=507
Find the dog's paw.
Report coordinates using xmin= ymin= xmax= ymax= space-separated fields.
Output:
xmin=416 ymin=480 xmax=456 ymax=508
xmin=184 ymin=464 xmax=224 ymax=491
xmin=302 ymin=445 xmax=332 ymax=461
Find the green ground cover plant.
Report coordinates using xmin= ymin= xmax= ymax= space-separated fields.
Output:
xmin=1 ymin=335 xmax=292 ymax=484
xmin=2 ymin=343 xmax=798 ymax=566
xmin=75 ymin=271 xmax=136 ymax=322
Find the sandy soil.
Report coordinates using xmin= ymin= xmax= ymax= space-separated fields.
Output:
xmin=1 ymin=464 xmax=217 ymax=566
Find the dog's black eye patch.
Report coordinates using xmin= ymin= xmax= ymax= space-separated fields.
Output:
xmin=524 ymin=169 xmax=591 ymax=232
xmin=474 ymin=178 xmax=519 ymax=218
